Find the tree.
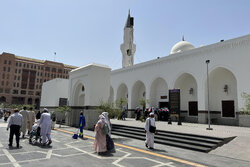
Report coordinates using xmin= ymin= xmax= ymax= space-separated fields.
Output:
xmin=115 ymin=98 xmax=127 ymax=109
xmin=55 ymin=106 xmax=72 ymax=128
xmin=99 ymin=100 xmax=123 ymax=119
xmin=139 ymin=98 xmax=149 ymax=111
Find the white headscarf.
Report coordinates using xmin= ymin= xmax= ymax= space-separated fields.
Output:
xmin=98 ymin=114 xmax=105 ymax=125
xmin=149 ymin=112 xmax=154 ymax=116
xmin=102 ymin=112 xmax=111 ymax=134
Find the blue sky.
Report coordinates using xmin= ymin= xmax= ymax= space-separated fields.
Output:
xmin=0 ymin=0 xmax=250 ymax=69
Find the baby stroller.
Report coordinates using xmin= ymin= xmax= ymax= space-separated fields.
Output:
xmin=29 ymin=126 xmax=42 ymax=145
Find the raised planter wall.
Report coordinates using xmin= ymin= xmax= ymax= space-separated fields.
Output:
xmin=239 ymin=114 xmax=250 ymax=127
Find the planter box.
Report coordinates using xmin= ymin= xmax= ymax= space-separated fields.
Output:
xmin=239 ymin=114 xmax=250 ymax=127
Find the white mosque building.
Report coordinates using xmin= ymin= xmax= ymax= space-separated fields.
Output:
xmin=41 ymin=12 xmax=250 ymax=127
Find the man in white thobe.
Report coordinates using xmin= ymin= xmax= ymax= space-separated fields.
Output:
xmin=38 ymin=108 xmax=52 ymax=146
xmin=20 ymin=106 xmax=29 ymax=138
xmin=27 ymin=107 xmax=35 ymax=134
xmin=145 ymin=112 xmax=156 ymax=149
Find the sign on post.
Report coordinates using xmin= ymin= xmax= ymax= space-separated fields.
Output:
xmin=169 ymin=89 xmax=181 ymax=125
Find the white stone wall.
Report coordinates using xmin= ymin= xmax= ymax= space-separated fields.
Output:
xmin=40 ymin=34 xmax=250 ymax=125
xmin=111 ymin=34 xmax=250 ymax=114
xmin=40 ymin=78 xmax=69 ymax=107
xmin=68 ymin=64 xmax=111 ymax=107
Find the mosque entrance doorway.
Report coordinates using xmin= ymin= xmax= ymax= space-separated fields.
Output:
xmin=222 ymin=100 xmax=235 ymax=117
xmin=188 ymin=101 xmax=198 ymax=116
xmin=159 ymin=102 xmax=169 ymax=108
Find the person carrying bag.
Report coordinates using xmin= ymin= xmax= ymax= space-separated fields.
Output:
xmin=144 ymin=112 xmax=156 ymax=149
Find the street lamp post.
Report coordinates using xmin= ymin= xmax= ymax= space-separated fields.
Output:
xmin=206 ymin=60 xmax=213 ymax=130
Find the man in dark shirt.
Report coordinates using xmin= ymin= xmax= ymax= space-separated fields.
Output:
xmin=7 ymin=109 xmax=23 ymax=148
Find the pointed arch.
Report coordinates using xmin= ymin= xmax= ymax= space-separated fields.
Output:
xmin=174 ymin=73 xmax=198 ymax=116
xmin=205 ymin=67 xmax=237 ymax=117
xmin=116 ymin=83 xmax=128 ymax=107
xmin=149 ymin=77 xmax=168 ymax=108
xmin=73 ymin=81 xmax=86 ymax=106
xmin=131 ymin=80 xmax=146 ymax=109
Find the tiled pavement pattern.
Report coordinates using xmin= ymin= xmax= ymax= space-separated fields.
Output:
xmin=0 ymin=119 xmax=200 ymax=167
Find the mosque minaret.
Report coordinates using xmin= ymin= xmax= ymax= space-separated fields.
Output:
xmin=120 ymin=10 xmax=136 ymax=68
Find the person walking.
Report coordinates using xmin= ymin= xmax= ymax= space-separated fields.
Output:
xmin=121 ymin=106 xmax=126 ymax=120
xmin=4 ymin=111 xmax=10 ymax=122
xmin=27 ymin=107 xmax=35 ymax=134
xmin=94 ymin=115 xmax=107 ymax=155
xmin=102 ymin=112 xmax=111 ymax=137
xmin=36 ymin=110 xmax=41 ymax=120
xmin=78 ymin=112 xmax=85 ymax=138
xmin=145 ymin=112 xmax=157 ymax=149
xmin=38 ymin=108 xmax=52 ymax=146
xmin=0 ymin=109 xmax=3 ymax=119
xmin=20 ymin=106 xmax=29 ymax=138
xmin=135 ymin=107 xmax=141 ymax=120
xmin=7 ymin=109 xmax=23 ymax=148
xmin=102 ymin=112 xmax=115 ymax=153
xmin=51 ymin=111 xmax=56 ymax=130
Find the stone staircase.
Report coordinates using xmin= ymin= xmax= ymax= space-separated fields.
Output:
xmin=111 ymin=124 xmax=235 ymax=153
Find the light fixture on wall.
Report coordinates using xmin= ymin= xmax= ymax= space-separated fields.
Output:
xmin=189 ymin=88 xmax=194 ymax=95
xmin=224 ymin=84 xmax=228 ymax=93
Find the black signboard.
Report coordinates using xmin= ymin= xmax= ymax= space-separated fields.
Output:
xmin=169 ymin=89 xmax=180 ymax=115
xmin=59 ymin=98 xmax=68 ymax=106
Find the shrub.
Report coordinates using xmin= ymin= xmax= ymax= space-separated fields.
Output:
xmin=99 ymin=101 xmax=122 ymax=119
xmin=55 ymin=106 xmax=72 ymax=127
xmin=241 ymin=92 xmax=250 ymax=115
xmin=139 ymin=116 xmax=145 ymax=122
xmin=139 ymin=98 xmax=149 ymax=111
xmin=115 ymin=98 xmax=127 ymax=109
xmin=0 ymin=103 xmax=34 ymax=111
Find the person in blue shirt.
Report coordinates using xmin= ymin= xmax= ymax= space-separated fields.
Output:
xmin=78 ymin=112 xmax=85 ymax=138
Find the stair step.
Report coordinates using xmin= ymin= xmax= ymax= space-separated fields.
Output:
xmin=111 ymin=131 xmax=211 ymax=152
xmin=112 ymin=124 xmax=223 ymax=143
xmin=112 ymin=128 xmax=217 ymax=148
xmin=111 ymin=124 xmax=231 ymax=152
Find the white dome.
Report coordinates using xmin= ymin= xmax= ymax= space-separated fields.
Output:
xmin=170 ymin=40 xmax=195 ymax=54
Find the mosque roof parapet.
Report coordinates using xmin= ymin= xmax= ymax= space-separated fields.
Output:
xmin=70 ymin=63 xmax=111 ymax=73
xmin=111 ymin=34 xmax=250 ymax=75
xmin=44 ymin=78 xmax=69 ymax=84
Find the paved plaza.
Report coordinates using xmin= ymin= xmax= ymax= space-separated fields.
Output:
xmin=0 ymin=118 xmax=250 ymax=167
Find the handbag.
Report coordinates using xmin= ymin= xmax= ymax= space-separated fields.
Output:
xmin=149 ymin=119 xmax=156 ymax=133
xmin=72 ymin=129 xmax=79 ymax=139
xmin=102 ymin=123 xmax=109 ymax=135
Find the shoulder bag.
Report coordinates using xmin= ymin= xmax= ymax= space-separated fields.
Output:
xmin=149 ymin=119 xmax=156 ymax=133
